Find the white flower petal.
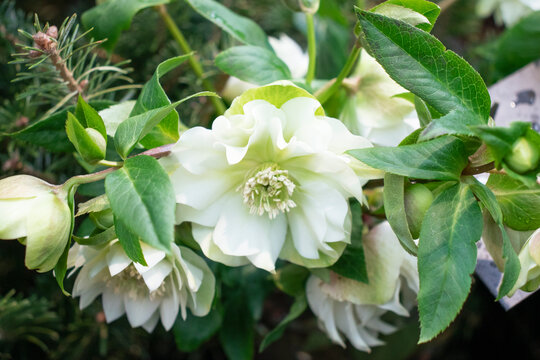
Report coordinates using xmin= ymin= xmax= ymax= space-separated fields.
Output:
xmin=141 ymin=311 xmax=161 ymax=333
xmin=192 ymin=224 xmax=250 ymax=267
xmin=140 ymin=259 xmax=173 ymax=292
xmin=106 ymin=242 xmax=132 ymax=276
xmin=160 ymin=293 xmax=180 ymax=331
xmin=102 ymin=289 xmax=125 ymax=322
xmin=134 ymin=244 xmax=166 ymax=274
xmin=124 ymin=295 xmax=160 ymax=328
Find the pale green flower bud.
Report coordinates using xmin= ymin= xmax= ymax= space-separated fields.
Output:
xmin=504 ymin=137 xmax=540 ymax=174
xmin=84 ymin=128 xmax=107 ymax=157
xmin=510 ymin=229 xmax=540 ymax=295
xmin=281 ymin=0 xmax=319 ymax=14
xmin=0 ymin=175 xmax=71 ymax=272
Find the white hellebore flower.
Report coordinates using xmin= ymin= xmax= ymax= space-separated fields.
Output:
xmin=509 ymin=229 xmax=540 ymax=295
xmin=341 ymin=50 xmax=420 ymax=147
xmin=68 ymin=240 xmax=215 ymax=332
xmin=163 ymin=83 xmax=380 ymax=272
xmin=221 ymin=35 xmax=309 ymax=101
xmin=306 ymin=221 xmax=418 ymax=352
xmin=0 ymin=175 xmax=71 ymax=272
xmin=477 ymin=0 xmax=540 ymax=27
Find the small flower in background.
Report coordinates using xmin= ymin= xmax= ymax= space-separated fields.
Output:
xmin=306 ymin=221 xmax=418 ymax=352
xmin=163 ymin=83 xmax=382 ymax=272
xmin=68 ymin=241 xmax=215 ymax=332
xmin=340 ymin=50 xmax=419 ymax=147
xmin=221 ymin=35 xmax=309 ymax=101
xmin=0 ymin=175 xmax=71 ymax=272
xmin=510 ymin=229 xmax=540 ymax=295
xmin=476 ymin=0 xmax=540 ymax=27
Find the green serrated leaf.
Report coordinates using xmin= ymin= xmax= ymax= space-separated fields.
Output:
xmin=130 ymin=55 xmax=190 ymax=149
xmin=215 ymin=46 xmax=292 ymax=85
xmin=73 ymin=226 xmax=116 ymax=246
xmin=383 ymin=173 xmax=418 ymax=255
xmin=355 ymin=8 xmax=490 ymax=137
xmin=173 ymin=309 xmax=222 ymax=352
xmin=348 ymin=135 xmax=469 ymax=180
xmin=81 ymin=0 xmax=171 ymax=52
xmin=115 ymin=92 xmax=216 ymax=158
xmin=371 ymin=0 xmax=441 ymax=32
xmin=114 ymin=219 xmax=147 ymax=266
xmin=76 ymin=194 xmax=110 ymax=217
xmin=105 ymin=155 xmax=175 ymax=254
xmin=418 ymin=182 xmax=482 ymax=343
xmin=329 ymin=201 xmax=368 ymax=282
xmin=467 ymin=177 xmax=520 ymax=299
xmin=66 ymin=112 xmax=106 ymax=163
xmin=186 ymin=0 xmax=270 ymax=49
xmin=259 ymin=294 xmax=307 ymax=352
xmin=487 ymin=174 xmax=540 ymax=231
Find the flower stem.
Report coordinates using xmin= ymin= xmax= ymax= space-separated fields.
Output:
xmin=97 ymin=159 xmax=123 ymax=168
xmin=316 ymin=38 xmax=362 ymax=104
xmin=156 ymin=4 xmax=226 ymax=115
xmin=305 ymin=13 xmax=317 ymax=86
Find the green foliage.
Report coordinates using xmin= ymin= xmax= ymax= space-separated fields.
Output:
xmin=355 ymin=9 xmax=490 ymax=140
xmin=348 ymin=136 xmax=470 ymax=181
xmin=66 ymin=112 xmax=106 ymax=163
xmin=417 ymin=182 xmax=483 ymax=343
xmin=495 ymin=11 xmax=540 ymax=78
xmin=105 ymin=155 xmax=176 ymax=257
xmin=404 ymin=183 xmax=434 ymax=240
xmin=328 ymin=201 xmax=368 ymax=282
xmin=383 ymin=174 xmax=418 ymax=255
xmin=173 ymin=309 xmax=223 ymax=352
xmin=370 ymin=0 xmax=441 ymax=32
xmin=487 ymin=174 xmax=540 ymax=231
xmin=219 ymin=290 xmax=255 ymax=360
xmin=81 ymin=0 xmax=171 ymax=52
xmin=186 ymin=0 xmax=271 ymax=49
xmin=216 ymin=46 xmax=292 ymax=84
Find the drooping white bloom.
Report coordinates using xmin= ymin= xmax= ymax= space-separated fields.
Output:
xmin=477 ymin=0 xmax=540 ymax=27
xmin=162 ymin=83 xmax=381 ymax=272
xmin=68 ymin=240 xmax=215 ymax=332
xmin=221 ymin=35 xmax=309 ymax=101
xmin=306 ymin=221 xmax=418 ymax=352
xmin=340 ymin=50 xmax=419 ymax=147
xmin=510 ymin=229 xmax=540 ymax=295
xmin=0 ymin=175 xmax=71 ymax=272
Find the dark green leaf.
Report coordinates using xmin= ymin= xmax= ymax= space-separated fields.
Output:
xmin=495 ymin=11 xmax=540 ymax=78
xmin=130 ymin=55 xmax=189 ymax=149
xmin=219 ymin=292 xmax=254 ymax=360
xmin=215 ymin=46 xmax=292 ymax=85
xmin=115 ymin=92 xmax=216 ymax=158
xmin=329 ymin=201 xmax=368 ymax=282
xmin=355 ymin=9 xmax=490 ymax=137
xmin=487 ymin=174 xmax=540 ymax=231
xmin=105 ymin=155 xmax=175 ymax=253
xmin=81 ymin=0 xmax=170 ymax=52
xmin=173 ymin=309 xmax=222 ymax=352
xmin=10 ymin=101 xmax=113 ymax=153
xmin=186 ymin=0 xmax=270 ymax=49
xmin=383 ymin=174 xmax=418 ymax=255
xmin=420 ymin=109 xmax=481 ymax=140
xmin=414 ymin=96 xmax=432 ymax=127
xmin=273 ymin=264 xmax=310 ymax=297
xmin=418 ymin=183 xmax=482 ymax=342
xmin=371 ymin=0 xmax=441 ymax=32
xmin=467 ymin=177 xmax=520 ymax=298
xmin=348 ymin=135 xmax=469 ymax=180
xmin=114 ymin=220 xmax=147 ymax=265
xmin=66 ymin=112 xmax=106 ymax=164
xmin=259 ymin=294 xmax=307 ymax=352
xmin=73 ymin=226 xmax=117 ymax=246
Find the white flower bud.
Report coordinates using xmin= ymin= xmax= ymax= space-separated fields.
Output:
xmin=0 ymin=175 xmax=71 ymax=272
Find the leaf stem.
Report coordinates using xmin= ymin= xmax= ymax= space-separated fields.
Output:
xmin=98 ymin=159 xmax=123 ymax=168
xmin=316 ymin=38 xmax=362 ymax=104
xmin=305 ymin=13 xmax=316 ymax=86
xmin=461 ymin=161 xmax=495 ymax=176
xmin=156 ymin=4 xmax=226 ymax=115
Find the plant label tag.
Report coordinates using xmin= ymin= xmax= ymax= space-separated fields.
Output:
xmin=475 ymin=61 xmax=540 ymax=310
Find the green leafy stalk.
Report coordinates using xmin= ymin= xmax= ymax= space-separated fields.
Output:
xmin=305 ymin=12 xmax=316 ymax=86
xmin=316 ymin=37 xmax=361 ymax=104
xmin=155 ymin=4 xmax=226 ymax=115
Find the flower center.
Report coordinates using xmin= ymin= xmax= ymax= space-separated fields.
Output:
xmin=107 ymin=264 xmax=168 ymax=301
xmin=238 ymin=164 xmax=296 ymax=219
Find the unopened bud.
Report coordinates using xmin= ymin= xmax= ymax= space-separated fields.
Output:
xmin=32 ymin=31 xmax=55 ymax=52
xmin=46 ymin=26 xmax=58 ymax=39
xmin=281 ymin=0 xmax=320 ymax=14
xmin=85 ymin=128 xmax=107 ymax=157
xmin=504 ymin=137 xmax=540 ymax=174
xmin=404 ymin=183 xmax=434 ymax=239
xmin=0 ymin=175 xmax=71 ymax=272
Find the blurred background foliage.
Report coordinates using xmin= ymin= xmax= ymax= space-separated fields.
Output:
xmin=0 ymin=0 xmax=539 ymax=359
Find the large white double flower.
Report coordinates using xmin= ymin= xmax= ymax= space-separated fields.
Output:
xmin=163 ymin=83 xmax=379 ymax=271
xmin=306 ymin=221 xmax=419 ymax=352
xmin=68 ymin=240 xmax=215 ymax=332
